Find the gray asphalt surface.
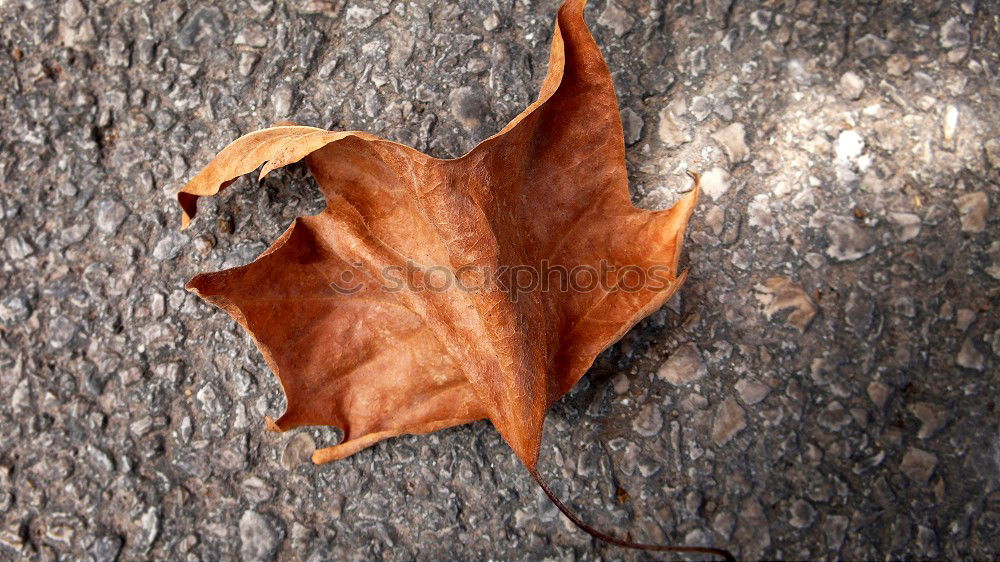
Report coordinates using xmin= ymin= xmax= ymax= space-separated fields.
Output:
xmin=1 ymin=0 xmax=998 ymax=559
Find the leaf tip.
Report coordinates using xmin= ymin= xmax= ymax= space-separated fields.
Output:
xmin=312 ymin=447 xmax=342 ymax=465
xmin=177 ymin=190 xmax=199 ymax=230
xmin=679 ymin=169 xmax=701 ymax=209
xmin=184 ymin=275 xmax=203 ymax=294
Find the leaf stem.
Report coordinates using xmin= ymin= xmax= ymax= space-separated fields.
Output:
xmin=528 ymin=468 xmax=736 ymax=561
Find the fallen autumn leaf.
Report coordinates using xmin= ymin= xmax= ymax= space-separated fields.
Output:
xmin=177 ymin=1 xmax=729 ymax=558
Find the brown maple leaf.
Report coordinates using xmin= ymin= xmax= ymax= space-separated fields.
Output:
xmin=178 ymin=1 xmax=729 ymax=558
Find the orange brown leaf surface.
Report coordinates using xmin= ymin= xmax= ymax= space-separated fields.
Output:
xmin=177 ymin=0 xmax=699 ymax=472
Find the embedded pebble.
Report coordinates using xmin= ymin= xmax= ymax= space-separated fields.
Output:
xmin=788 ymin=499 xmax=816 ymax=529
xmin=196 ymin=383 xmax=223 ymax=416
xmin=987 ymin=242 xmax=1000 ymax=280
xmin=908 ymin=402 xmax=951 ymax=439
xmin=886 ymin=53 xmax=911 ymax=76
xmin=818 ymin=401 xmax=852 ymax=431
xmin=620 ymin=107 xmax=643 ymax=145
xmin=735 ymin=499 xmax=771 ymax=555
xmin=272 ymin=86 xmax=294 ymax=117
xmin=657 ymin=106 xmax=691 ymax=148
xmin=136 ymin=508 xmax=160 ymax=553
xmin=985 ymin=138 xmax=1000 ymax=169
xmin=888 ymin=212 xmax=921 ymax=242
xmin=845 ymin=289 xmax=875 ymax=334
xmin=823 ymin=515 xmax=849 ymax=551
xmin=60 ymin=221 xmax=91 ymax=246
xmin=712 ymin=122 xmax=750 ymax=164
xmin=241 ymin=476 xmax=274 ymax=503
xmin=657 ymin=343 xmax=708 ymax=385
xmin=705 ymin=206 xmax=725 ymax=235
xmin=280 ymin=432 xmax=316 ymax=470
xmin=611 ymin=372 xmax=629 ymax=394
xmin=900 ymin=447 xmax=938 ymax=484
xmin=193 ymin=235 xmax=214 ymax=255
xmin=96 ymin=200 xmax=129 ymax=234
xmin=632 ymin=403 xmax=664 ymax=437
xmin=749 ymin=9 xmax=772 ymax=32
xmin=239 ymin=52 xmax=259 ymax=76
xmin=956 ymin=338 xmax=985 ymax=371
xmin=91 ymin=536 xmax=123 ymax=561
xmin=690 ymin=96 xmax=712 ymax=121
xmin=955 ymin=308 xmax=976 ymax=331
xmin=596 ymin=1 xmax=634 ymax=37
xmin=855 ymin=34 xmax=892 ymax=58
xmin=483 ymin=12 xmax=500 ymax=32
xmin=954 ymin=192 xmax=988 ymax=232
xmin=917 ymin=525 xmax=939 ymax=557
xmin=754 ymin=277 xmax=818 ymax=333
xmin=714 ymin=103 xmax=733 ymax=121
xmin=834 ymin=130 xmax=865 ymax=163
xmin=713 ymin=511 xmax=736 ymax=540
xmin=680 ymin=393 xmax=709 ymax=411
xmin=239 ymin=511 xmax=283 ymax=560
xmin=825 ymin=219 xmax=876 ymax=262
xmin=838 ymin=71 xmax=865 ymax=100
xmin=940 ymin=17 xmax=969 ymax=50
xmin=942 ymin=105 xmax=959 ymax=142
xmin=868 ymin=381 xmax=890 ymax=410
xmin=712 ymin=398 xmax=747 ymax=445
xmin=735 ymin=379 xmax=770 ymax=405
xmin=5 ymin=235 xmax=34 ymax=260
xmin=700 ymin=167 xmax=731 ymax=201
xmin=152 ymin=232 xmax=184 ymax=261
xmin=234 ymin=27 xmax=267 ymax=48
xmin=345 ymin=5 xmax=379 ymax=28
xmin=450 ymin=86 xmax=490 ymax=130
xmin=61 ymin=0 xmax=86 ymax=26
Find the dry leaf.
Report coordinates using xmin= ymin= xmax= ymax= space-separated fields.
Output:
xmin=178 ymin=1 xmax=728 ymax=558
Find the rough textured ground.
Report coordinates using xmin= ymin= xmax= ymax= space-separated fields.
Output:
xmin=1 ymin=0 xmax=999 ymax=560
